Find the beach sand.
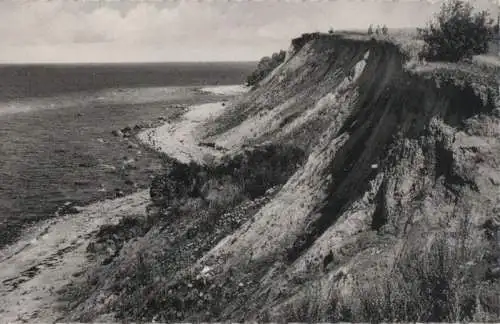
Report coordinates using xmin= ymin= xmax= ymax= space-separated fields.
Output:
xmin=138 ymin=84 xmax=248 ymax=164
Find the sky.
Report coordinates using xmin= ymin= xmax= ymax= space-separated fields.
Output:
xmin=0 ymin=0 xmax=497 ymax=63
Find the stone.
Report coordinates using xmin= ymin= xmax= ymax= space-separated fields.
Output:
xmin=128 ymin=142 xmax=139 ymax=149
xmin=111 ymin=130 xmax=123 ymax=137
xmin=114 ymin=189 xmax=125 ymax=198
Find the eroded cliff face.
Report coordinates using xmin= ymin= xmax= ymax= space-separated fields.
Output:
xmin=67 ymin=34 xmax=500 ymax=322
xmin=190 ymin=34 xmax=500 ymax=320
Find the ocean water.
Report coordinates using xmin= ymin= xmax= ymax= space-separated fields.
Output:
xmin=0 ymin=62 xmax=256 ymax=247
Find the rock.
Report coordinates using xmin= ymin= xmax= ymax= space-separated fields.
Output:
xmin=128 ymin=142 xmax=139 ymax=149
xmin=101 ymin=164 xmax=117 ymax=173
xmin=199 ymin=142 xmax=216 ymax=148
xmin=74 ymin=179 xmax=91 ymax=185
xmin=59 ymin=202 xmax=82 ymax=215
xmin=125 ymin=179 xmax=135 ymax=186
xmin=122 ymin=158 xmax=135 ymax=168
xmin=201 ymin=266 xmax=213 ymax=275
xmin=121 ymin=126 xmax=133 ymax=138
xmin=111 ymin=130 xmax=123 ymax=137
xmin=106 ymin=246 xmax=116 ymax=256
xmin=94 ymin=312 xmax=117 ymax=322
xmin=97 ymin=138 xmax=105 ymax=143
xmin=114 ymin=189 xmax=125 ymax=198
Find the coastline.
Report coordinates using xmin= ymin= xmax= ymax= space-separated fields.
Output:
xmin=0 ymin=84 xmax=248 ymax=323
xmin=0 ymin=85 xmax=228 ymax=249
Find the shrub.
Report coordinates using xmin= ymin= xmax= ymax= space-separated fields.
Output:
xmin=150 ymin=143 xmax=306 ymax=210
xmin=328 ymin=28 xmax=334 ymax=34
xmin=381 ymin=25 xmax=388 ymax=35
xmin=417 ymin=0 xmax=495 ymax=62
xmin=246 ymin=50 xmax=287 ymax=87
xmin=368 ymin=25 xmax=374 ymax=35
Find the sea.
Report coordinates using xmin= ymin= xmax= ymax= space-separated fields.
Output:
xmin=0 ymin=62 xmax=256 ymax=247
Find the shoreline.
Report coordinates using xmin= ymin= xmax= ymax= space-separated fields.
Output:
xmin=0 ymin=84 xmax=248 ymax=323
xmin=137 ymin=84 xmax=248 ymax=164
xmin=0 ymin=85 xmax=233 ymax=249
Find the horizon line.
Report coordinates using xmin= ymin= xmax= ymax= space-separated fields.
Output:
xmin=0 ymin=60 xmax=259 ymax=66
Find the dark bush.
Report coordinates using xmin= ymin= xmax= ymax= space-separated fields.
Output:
xmin=149 ymin=160 xmax=205 ymax=207
xmin=149 ymin=144 xmax=306 ymax=210
xmin=246 ymin=50 xmax=287 ymax=87
xmin=417 ymin=0 xmax=495 ymax=62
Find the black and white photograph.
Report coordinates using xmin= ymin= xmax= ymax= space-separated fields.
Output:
xmin=0 ymin=0 xmax=499 ymax=322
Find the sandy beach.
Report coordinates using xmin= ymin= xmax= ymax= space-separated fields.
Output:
xmin=138 ymin=84 xmax=248 ymax=164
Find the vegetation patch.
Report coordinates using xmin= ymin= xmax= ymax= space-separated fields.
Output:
xmin=246 ymin=50 xmax=287 ymax=88
xmin=150 ymin=143 xmax=306 ymax=213
xmin=417 ymin=0 xmax=497 ymax=62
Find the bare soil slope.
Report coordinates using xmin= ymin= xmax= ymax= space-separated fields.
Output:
xmin=62 ymin=34 xmax=500 ymax=322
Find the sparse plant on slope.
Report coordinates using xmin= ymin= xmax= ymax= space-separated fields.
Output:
xmin=292 ymin=216 xmax=500 ymax=322
xmin=246 ymin=50 xmax=287 ymax=87
xmin=417 ymin=0 xmax=495 ymax=62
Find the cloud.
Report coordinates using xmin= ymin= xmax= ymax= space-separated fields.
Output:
xmin=0 ymin=0 xmax=496 ymax=63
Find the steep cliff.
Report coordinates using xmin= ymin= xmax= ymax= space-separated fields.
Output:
xmin=66 ymin=33 xmax=500 ymax=322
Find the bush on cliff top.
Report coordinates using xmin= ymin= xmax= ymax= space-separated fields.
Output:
xmin=246 ymin=50 xmax=287 ymax=87
xmin=418 ymin=0 xmax=495 ymax=62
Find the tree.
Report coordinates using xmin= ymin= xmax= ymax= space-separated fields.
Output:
xmin=493 ymin=18 xmax=499 ymax=34
xmin=417 ymin=0 xmax=495 ymax=62
xmin=368 ymin=25 xmax=374 ymax=35
xmin=381 ymin=25 xmax=388 ymax=35
xmin=328 ymin=27 xmax=335 ymax=34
